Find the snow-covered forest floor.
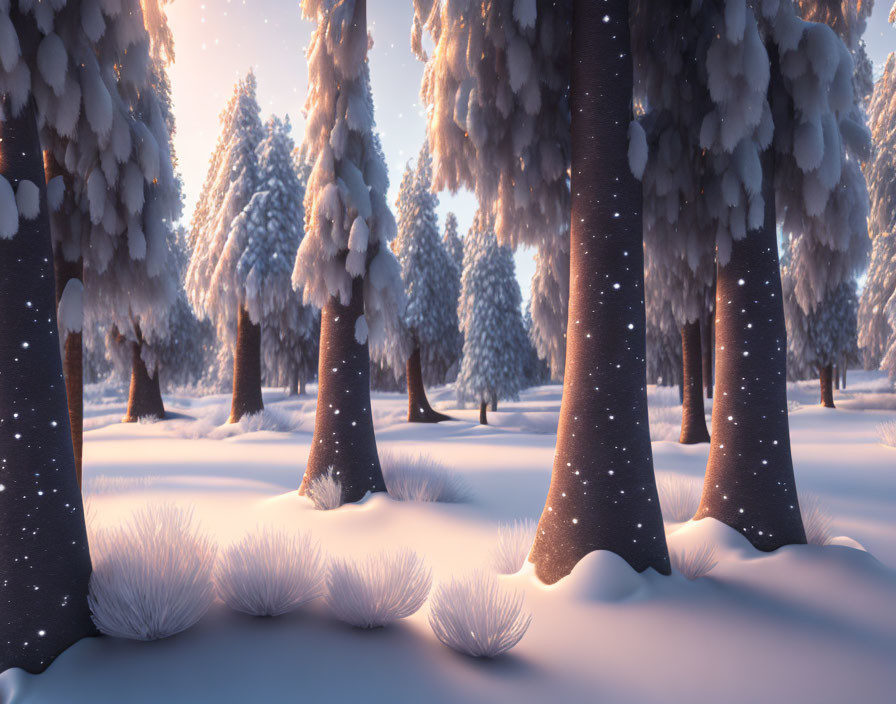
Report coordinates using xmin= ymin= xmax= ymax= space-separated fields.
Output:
xmin=3 ymin=372 xmax=896 ymax=703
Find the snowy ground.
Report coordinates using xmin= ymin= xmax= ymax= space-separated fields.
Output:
xmin=2 ymin=372 xmax=896 ymax=703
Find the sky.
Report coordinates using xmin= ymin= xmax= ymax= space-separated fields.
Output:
xmin=166 ymin=2 xmax=896 ymax=306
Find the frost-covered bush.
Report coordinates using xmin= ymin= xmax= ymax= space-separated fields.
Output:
xmin=656 ymin=475 xmax=701 ymax=523
xmin=307 ymin=467 xmax=343 ymax=511
xmin=83 ymin=475 xmax=162 ymax=495
xmin=428 ymin=571 xmax=531 ymax=658
xmin=490 ymin=519 xmax=537 ymax=575
xmin=88 ymin=504 xmax=217 ymax=640
xmin=876 ymin=420 xmax=896 ymax=448
xmin=648 ymin=405 xmax=683 ymax=442
xmin=380 ymin=451 xmax=470 ymax=503
xmin=216 ymin=529 xmax=326 ymax=617
xmin=326 ymin=549 xmax=431 ymax=628
xmin=799 ymin=492 xmax=835 ymax=546
xmin=670 ymin=543 xmax=718 ymax=580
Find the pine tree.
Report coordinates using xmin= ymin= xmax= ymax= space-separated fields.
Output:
xmin=529 ymin=228 xmax=569 ymax=382
xmin=859 ymin=47 xmax=896 ymax=373
xmin=394 ymin=145 xmax=460 ymax=422
xmin=456 ymin=210 xmax=527 ymax=425
xmin=414 ymin=0 xmax=670 ymax=583
xmin=294 ymin=0 xmax=404 ymax=504
xmin=440 ymin=212 xmax=463 ymax=383
xmin=187 ymin=73 xmax=265 ymax=422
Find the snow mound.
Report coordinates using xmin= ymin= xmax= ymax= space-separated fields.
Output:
xmin=828 ymin=536 xmax=867 ymax=551
xmin=666 ymin=517 xmax=758 ymax=562
xmin=490 ymin=519 xmax=537 ymax=574
xmin=216 ymin=528 xmax=326 ymax=617
xmin=88 ymin=504 xmax=217 ymax=641
xmin=549 ymin=550 xmax=649 ymax=602
xmin=380 ymin=451 xmax=470 ymax=503
xmin=326 ymin=549 xmax=431 ymax=628
xmin=428 ymin=571 xmax=531 ymax=658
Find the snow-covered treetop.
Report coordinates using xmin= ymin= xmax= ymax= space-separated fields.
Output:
xmin=865 ymin=52 xmax=896 ymax=244
xmin=442 ymin=212 xmax=462 ymax=273
xmin=393 ymin=143 xmax=461 ymax=377
xmin=294 ymin=0 xmax=404 ymax=359
xmin=456 ymin=208 xmax=527 ymax=406
xmin=412 ymin=0 xmax=571 ymax=248
xmin=187 ymin=71 xmax=263 ymax=329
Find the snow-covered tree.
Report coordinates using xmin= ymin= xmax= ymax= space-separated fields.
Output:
xmin=187 ymin=73 xmax=265 ymax=422
xmin=440 ymin=211 xmax=463 ymax=382
xmin=456 ymin=210 xmax=527 ymax=425
xmin=529 ymin=228 xmax=569 ymax=382
xmin=442 ymin=212 xmax=463 ymax=272
xmin=414 ymin=0 xmax=671 ymax=584
xmin=293 ymin=0 xmax=404 ymax=503
xmin=394 ymin=144 xmax=460 ymax=422
xmin=259 ymin=125 xmax=319 ymax=396
xmin=859 ymin=49 xmax=896 ymax=373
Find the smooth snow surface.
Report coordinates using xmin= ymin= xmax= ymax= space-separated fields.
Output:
xmin=2 ymin=372 xmax=896 ymax=703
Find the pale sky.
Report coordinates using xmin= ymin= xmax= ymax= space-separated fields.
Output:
xmin=166 ymin=1 xmax=896 ymax=305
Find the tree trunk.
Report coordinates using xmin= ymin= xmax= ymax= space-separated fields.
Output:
xmin=122 ymin=339 xmax=165 ymax=422
xmin=833 ymin=365 xmax=840 ymax=390
xmin=406 ymin=345 xmax=450 ymax=423
xmin=299 ymin=276 xmax=385 ymax=503
xmin=703 ymin=314 xmax=714 ymax=399
xmin=491 ymin=397 xmax=497 ymax=412
xmin=696 ymin=146 xmax=806 ymax=549
xmin=820 ymin=364 xmax=835 ymax=408
xmin=0 ymin=92 xmax=94 ymax=674
xmin=229 ymin=305 xmax=264 ymax=422
xmin=530 ymin=0 xmax=670 ymax=584
xmin=287 ymin=368 xmax=299 ymax=397
xmin=299 ymin=376 xmax=307 ymax=396
xmin=680 ymin=321 xmax=711 ymax=444
xmin=841 ymin=366 xmax=847 ymax=389
xmin=479 ymin=402 xmax=488 ymax=425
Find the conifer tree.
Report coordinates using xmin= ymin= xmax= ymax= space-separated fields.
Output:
xmin=394 ymin=145 xmax=460 ymax=422
xmin=294 ymin=0 xmax=404 ymax=503
xmin=187 ymin=73 xmax=265 ymax=422
xmin=529 ymin=228 xmax=569 ymax=382
xmin=440 ymin=211 xmax=463 ymax=382
xmin=456 ymin=211 xmax=527 ymax=425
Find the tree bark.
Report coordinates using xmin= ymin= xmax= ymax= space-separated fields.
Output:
xmin=299 ymin=276 xmax=385 ymax=503
xmin=680 ymin=321 xmax=711 ymax=444
xmin=820 ymin=364 xmax=835 ymax=408
xmin=696 ymin=146 xmax=806 ymax=549
xmin=406 ymin=345 xmax=450 ymax=423
xmin=479 ymin=401 xmax=488 ymax=425
xmin=0 ymin=91 xmax=94 ymax=674
xmin=833 ymin=365 xmax=840 ymax=390
xmin=299 ymin=376 xmax=307 ymax=396
xmin=122 ymin=338 xmax=165 ymax=422
xmin=702 ymin=314 xmax=714 ymax=399
xmin=491 ymin=398 xmax=498 ymax=412
xmin=229 ymin=305 xmax=264 ymax=423
xmin=841 ymin=366 xmax=847 ymax=389
xmin=530 ymin=0 xmax=670 ymax=584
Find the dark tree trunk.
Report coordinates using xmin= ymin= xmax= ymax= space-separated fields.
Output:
xmin=680 ymin=321 xmax=711 ymax=444
xmin=299 ymin=376 xmax=307 ymax=396
xmin=52 ymin=253 xmax=84 ymax=486
xmin=530 ymin=0 xmax=670 ymax=584
xmin=229 ymin=305 xmax=264 ymax=422
xmin=702 ymin=313 xmax=714 ymax=399
xmin=287 ymin=368 xmax=299 ymax=397
xmin=123 ymin=338 xmax=165 ymax=422
xmin=841 ymin=366 xmax=847 ymax=389
xmin=299 ymin=276 xmax=385 ymax=503
xmin=820 ymin=364 xmax=835 ymax=408
xmin=696 ymin=147 xmax=806 ymax=549
xmin=0 ymin=93 xmax=94 ymax=674
xmin=406 ymin=345 xmax=450 ymax=423
xmin=833 ymin=365 xmax=840 ymax=390
xmin=479 ymin=402 xmax=488 ymax=425
xmin=491 ymin=398 xmax=497 ymax=412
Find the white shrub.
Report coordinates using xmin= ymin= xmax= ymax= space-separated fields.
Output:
xmin=326 ymin=549 xmax=431 ymax=628
xmin=490 ymin=519 xmax=537 ymax=574
xmin=380 ymin=451 xmax=470 ymax=503
xmin=428 ymin=571 xmax=531 ymax=658
xmin=648 ymin=404 xmax=682 ymax=442
xmin=876 ymin=420 xmax=896 ymax=448
xmin=88 ymin=504 xmax=217 ymax=640
xmin=670 ymin=543 xmax=718 ymax=580
xmin=216 ymin=528 xmax=326 ymax=617
xmin=799 ymin=492 xmax=834 ymax=546
xmin=657 ymin=474 xmax=701 ymax=523
xmin=83 ymin=475 xmax=162 ymax=495
xmin=307 ymin=467 xmax=343 ymax=510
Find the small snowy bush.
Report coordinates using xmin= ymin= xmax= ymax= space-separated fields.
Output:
xmin=670 ymin=543 xmax=718 ymax=580
xmin=380 ymin=451 xmax=470 ymax=503
xmin=88 ymin=504 xmax=217 ymax=640
xmin=648 ymin=404 xmax=682 ymax=442
xmin=876 ymin=420 xmax=896 ymax=448
xmin=216 ymin=528 xmax=326 ymax=617
xmin=799 ymin=492 xmax=834 ymax=546
xmin=428 ymin=571 xmax=531 ymax=658
xmin=307 ymin=467 xmax=343 ymax=510
xmin=490 ymin=519 xmax=537 ymax=574
xmin=83 ymin=475 xmax=162 ymax=495
xmin=326 ymin=549 xmax=431 ymax=628
xmin=657 ymin=474 xmax=701 ymax=523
